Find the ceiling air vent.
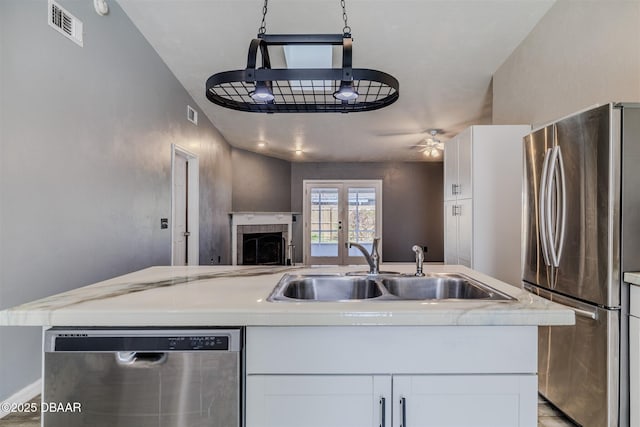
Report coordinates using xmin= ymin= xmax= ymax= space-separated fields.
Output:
xmin=187 ymin=105 xmax=198 ymax=125
xmin=48 ymin=0 xmax=83 ymax=47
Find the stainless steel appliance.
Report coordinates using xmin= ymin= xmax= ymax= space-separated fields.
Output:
xmin=43 ymin=328 xmax=242 ymax=427
xmin=522 ymin=103 xmax=640 ymax=427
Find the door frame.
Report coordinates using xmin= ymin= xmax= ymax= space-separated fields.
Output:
xmin=171 ymin=144 xmax=199 ymax=266
xmin=302 ymin=179 xmax=382 ymax=265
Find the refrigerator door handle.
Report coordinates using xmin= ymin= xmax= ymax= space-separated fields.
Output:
xmin=522 ymin=283 xmax=598 ymax=320
xmin=539 ymin=148 xmax=552 ymax=267
xmin=546 ymin=146 xmax=566 ymax=268
xmin=545 ymin=146 xmax=558 ymax=266
xmin=555 ymin=146 xmax=567 ymax=266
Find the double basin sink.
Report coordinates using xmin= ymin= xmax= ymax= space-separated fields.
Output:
xmin=268 ymin=273 xmax=515 ymax=302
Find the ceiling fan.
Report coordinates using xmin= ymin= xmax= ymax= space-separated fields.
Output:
xmin=412 ymin=130 xmax=444 ymax=158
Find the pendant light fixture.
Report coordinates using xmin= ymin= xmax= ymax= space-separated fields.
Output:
xmin=205 ymin=0 xmax=399 ymax=113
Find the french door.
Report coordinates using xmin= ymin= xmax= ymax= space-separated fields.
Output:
xmin=303 ymin=180 xmax=382 ymax=265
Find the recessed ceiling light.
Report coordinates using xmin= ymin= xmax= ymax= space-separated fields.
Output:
xmin=257 ymin=142 xmax=267 ymax=148
xmin=295 ymin=149 xmax=303 ymax=156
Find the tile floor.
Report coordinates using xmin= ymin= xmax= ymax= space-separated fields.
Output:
xmin=0 ymin=395 xmax=578 ymax=427
xmin=538 ymin=395 xmax=579 ymax=426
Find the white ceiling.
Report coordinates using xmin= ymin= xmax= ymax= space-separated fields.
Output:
xmin=118 ymin=0 xmax=554 ymax=162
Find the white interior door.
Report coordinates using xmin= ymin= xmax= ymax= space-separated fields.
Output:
xmin=304 ymin=180 xmax=382 ymax=266
xmin=171 ymin=145 xmax=199 ymax=266
xmin=173 ymin=154 xmax=188 ymax=266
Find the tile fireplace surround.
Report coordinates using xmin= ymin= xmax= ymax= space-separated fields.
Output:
xmin=230 ymin=212 xmax=294 ymax=265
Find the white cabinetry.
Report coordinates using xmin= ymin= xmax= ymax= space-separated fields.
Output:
xmin=246 ymin=326 xmax=538 ymax=427
xmin=393 ymin=375 xmax=536 ymax=427
xmin=247 ymin=375 xmax=390 ymax=427
xmin=630 ymin=284 xmax=640 ymax=427
xmin=248 ymin=374 xmax=534 ymax=427
xmin=443 ymin=125 xmax=530 ymax=285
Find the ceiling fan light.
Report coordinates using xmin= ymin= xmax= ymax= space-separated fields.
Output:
xmin=333 ymin=81 xmax=359 ymax=101
xmin=250 ymin=81 xmax=275 ymax=102
xmin=430 ymin=149 xmax=440 ymax=158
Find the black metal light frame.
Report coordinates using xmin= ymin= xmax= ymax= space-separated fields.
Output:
xmin=205 ymin=34 xmax=399 ymax=113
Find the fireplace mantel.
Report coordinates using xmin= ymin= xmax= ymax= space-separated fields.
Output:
xmin=230 ymin=212 xmax=295 ymax=265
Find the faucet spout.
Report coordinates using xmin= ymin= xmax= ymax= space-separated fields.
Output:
xmin=412 ymin=245 xmax=425 ymax=276
xmin=349 ymin=238 xmax=380 ymax=275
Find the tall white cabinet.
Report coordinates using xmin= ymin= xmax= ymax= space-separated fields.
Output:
xmin=443 ymin=125 xmax=530 ymax=286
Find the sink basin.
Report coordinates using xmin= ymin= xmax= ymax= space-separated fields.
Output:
xmin=272 ymin=275 xmax=382 ymax=301
xmin=268 ymin=273 xmax=515 ymax=302
xmin=380 ymin=274 xmax=513 ymax=301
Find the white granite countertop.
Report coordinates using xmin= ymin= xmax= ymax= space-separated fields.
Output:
xmin=625 ymin=272 xmax=640 ymax=286
xmin=0 ymin=264 xmax=574 ymax=327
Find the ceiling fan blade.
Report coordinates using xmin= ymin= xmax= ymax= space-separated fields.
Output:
xmin=374 ymin=129 xmax=431 ymax=137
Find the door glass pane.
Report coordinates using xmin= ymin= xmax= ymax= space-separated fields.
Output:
xmin=310 ymin=188 xmax=339 ymax=257
xmin=347 ymin=187 xmax=376 ymax=256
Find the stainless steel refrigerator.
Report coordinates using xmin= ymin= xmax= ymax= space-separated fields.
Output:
xmin=522 ymin=103 xmax=640 ymax=427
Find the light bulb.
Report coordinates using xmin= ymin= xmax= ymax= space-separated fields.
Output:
xmin=250 ymin=82 xmax=275 ymax=102
xmin=333 ymin=81 xmax=358 ymax=101
xmin=430 ymin=149 xmax=440 ymax=158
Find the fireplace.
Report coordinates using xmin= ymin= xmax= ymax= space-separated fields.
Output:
xmin=242 ymin=232 xmax=285 ymax=265
xmin=230 ymin=213 xmax=294 ymax=265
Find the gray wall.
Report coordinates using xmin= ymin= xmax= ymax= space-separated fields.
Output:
xmin=0 ymin=0 xmax=232 ymax=400
xmin=493 ymin=0 xmax=640 ymax=125
xmin=231 ymin=148 xmax=291 ymax=212
xmin=291 ymin=162 xmax=444 ymax=263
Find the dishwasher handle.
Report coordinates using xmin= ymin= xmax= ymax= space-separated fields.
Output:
xmin=116 ymin=351 xmax=168 ymax=367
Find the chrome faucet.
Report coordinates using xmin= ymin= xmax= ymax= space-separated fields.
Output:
xmin=349 ymin=238 xmax=381 ymax=275
xmin=412 ymin=245 xmax=425 ymax=276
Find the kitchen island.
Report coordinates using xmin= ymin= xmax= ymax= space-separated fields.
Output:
xmin=0 ymin=264 xmax=574 ymax=427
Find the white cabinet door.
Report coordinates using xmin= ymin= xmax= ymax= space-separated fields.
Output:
xmin=444 ymin=201 xmax=458 ymax=264
xmin=392 ymin=375 xmax=537 ymax=427
xmin=631 ymin=315 xmax=640 ymax=427
xmin=456 ymin=127 xmax=473 ymax=200
xmin=457 ymin=198 xmax=473 ymax=267
xmin=246 ymin=375 xmax=391 ymax=427
xmin=444 ymin=137 xmax=458 ymax=202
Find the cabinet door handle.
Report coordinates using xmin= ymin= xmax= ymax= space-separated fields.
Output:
xmin=379 ymin=397 xmax=386 ymax=427
xmin=400 ymin=397 xmax=407 ymax=427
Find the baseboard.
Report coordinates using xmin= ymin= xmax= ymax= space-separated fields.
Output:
xmin=0 ymin=378 xmax=41 ymax=419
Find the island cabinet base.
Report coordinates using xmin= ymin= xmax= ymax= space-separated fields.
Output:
xmin=245 ymin=326 xmax=538 ymax=427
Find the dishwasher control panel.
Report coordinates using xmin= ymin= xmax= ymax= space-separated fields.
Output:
xmin=45 ymin=328 xmax=241 ymax=352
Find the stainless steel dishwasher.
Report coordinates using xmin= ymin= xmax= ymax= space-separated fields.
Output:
xmin=43 ymin=328 xmax=242 ymax=427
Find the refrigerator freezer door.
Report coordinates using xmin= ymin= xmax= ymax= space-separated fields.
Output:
xmin=525 ymin=283 xmax=619 ymax=427
xmin=522 ymin=125 xmax=555 ymax=289
xmin=553 ymin=104 xmax=618 ymax=307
